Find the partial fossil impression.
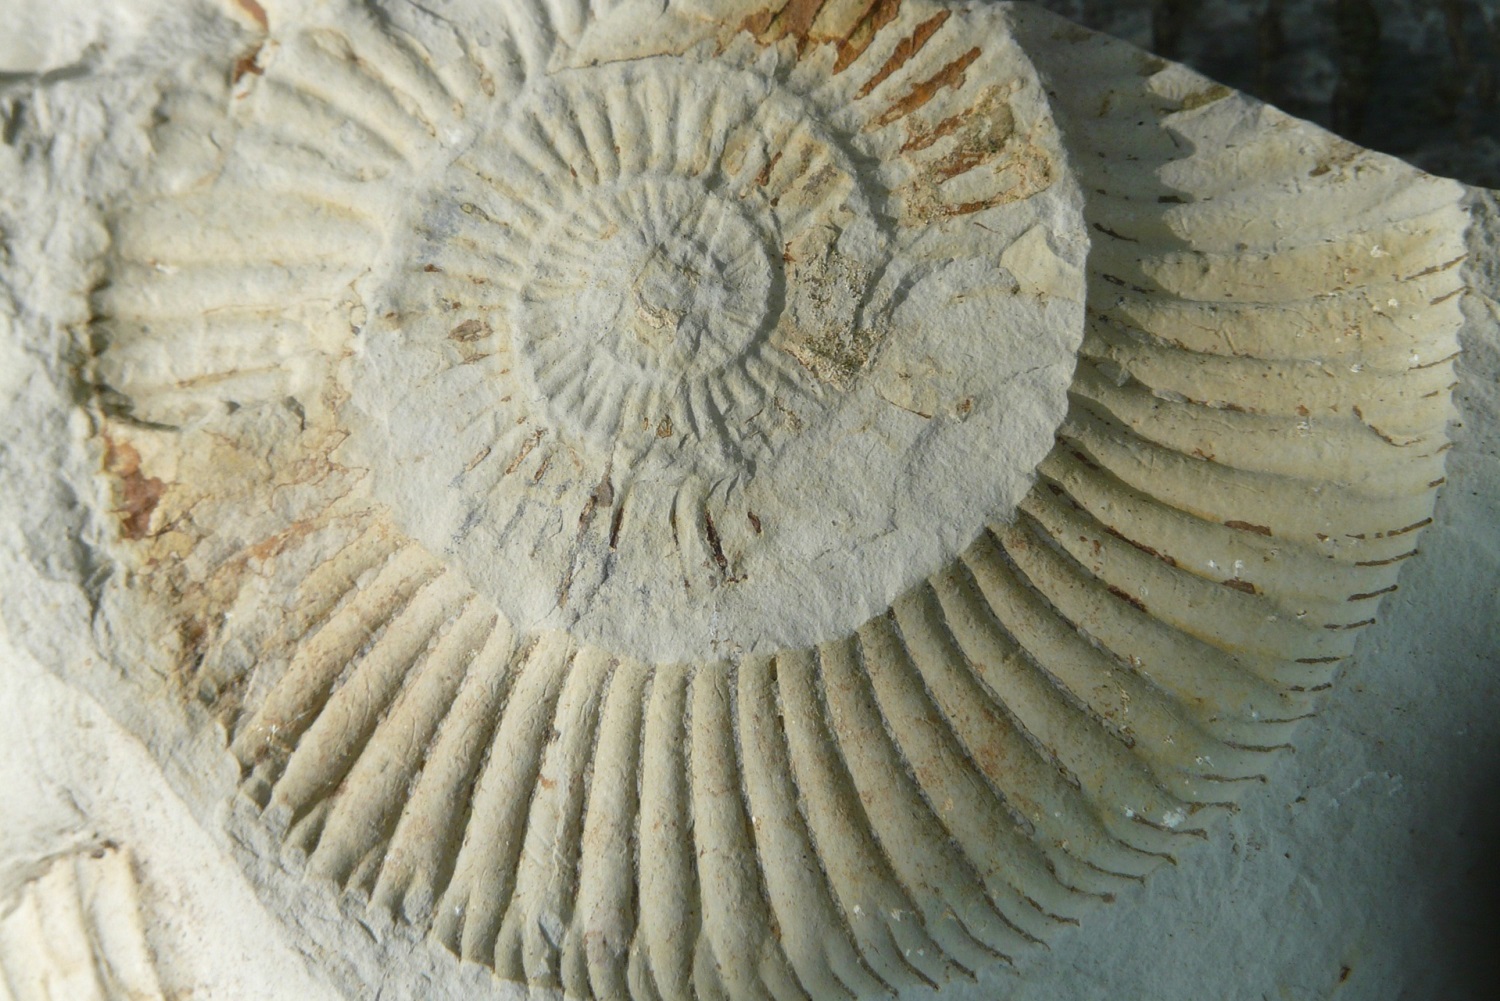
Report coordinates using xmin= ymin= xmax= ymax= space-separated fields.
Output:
xmin=0 ymin=847 xmax=164 ymax=1001
xmin=85 ymin=0 xmax=1466 ymax=998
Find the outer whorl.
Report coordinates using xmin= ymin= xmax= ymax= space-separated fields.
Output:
xmin=86 ymin=1 xmax=1467 ymax=998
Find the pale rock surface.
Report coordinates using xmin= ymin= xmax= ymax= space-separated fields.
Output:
xmin=0 ymin=2 xmax=1494 ymax=1000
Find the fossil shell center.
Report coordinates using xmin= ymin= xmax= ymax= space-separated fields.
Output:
xmin=340 ymin=43 xmax=1085 ymax=664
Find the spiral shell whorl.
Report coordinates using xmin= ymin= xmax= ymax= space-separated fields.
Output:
xmin=82 ymin=2 xmax=1466 ymax=1000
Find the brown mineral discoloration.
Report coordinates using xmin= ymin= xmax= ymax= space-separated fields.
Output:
xmin=1305 ymin=137 xmax=1363 ymax=179
xmin=232 ymin=49 xmax=265 ymax=85
xmin=1107 ymin=584 xmax=1148 ymax=613
xmin=754 ymin=150 xmax=783 ymax=189
xmin=903 ymin=143 xmax=1053 ymax=220
xmin=922 ymin=87 xmax=1015 ymax=179
xmin=1384 ymin=517 xmax=1433 ymax=538
xmin=870 ymin=47 xmax=980 ymax=128
xmin=896 ymin=84 xmax=1055 ymax=222
xmin=104 ymin=438 xmax=165 ymax=541
xmin=900 ymin=105 xmax=974 ymax=154
xmin=1225 ymin=520 xmax=1274 ymax=536
xmin=1351 ymin=403 xmax=1423 ymax=447
xmin=463 ymin=446 xmax=491 ymax=472
xmin=449 ymin=319 xmax=493 ymax=364
xmin=1325 ymin=618 xmax=1376 ymax=632
xmin=1178 ymin=84 xmax=1232 ymax=112
xmin=609 ymin=501 xmax=626 ymax=550
xmin=506 ymin=429 xmax=546 ymax=474
xmin=1348 ymin=584 xmax=1399 ymax=601
xmin=1104 ymin=526 xmax=1180 ymax=568
xmin=832 ymin=0 xmax=905 ymax=71
xmin=768 ymin=152 xmax=852 ymax=224
xmin=855 ymin=11 xmax=950 ymax=98
xmin=741 ymin=0 xmax=826 ymax=48
xmin=1429 ymin=286 xmax=1467 ymax=307
xmin=449 ymin=319 xmax=488 ymax=342
xmin=704 ymin=511 xmax=729 ymax=573
xmin=233 ymin=0 xmax=269 ymax=30
xmin=739 ymin=0 xmax=904 ymax=73
xmin=1404 ymin=253 xmax=1468 ymax=281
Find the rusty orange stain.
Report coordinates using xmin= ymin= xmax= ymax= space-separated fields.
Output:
xmin=233 ymin=0 xmax=269 ymax=30
xmin=855 ymin=10 xmax=949 ymax=98
xmin=740 ymin=0 xmax=905 ymax=74
xmin=232 ymin=49 xmax=265 ymax=85
xmin=743 ymin=0 xmax=825 ymax=49
xmin=104 ymin=438 xmax=164 ymax=541
xmin=833 ymin=0 xmax=903 ymax=72
xmin=755 ymin=150 xmax=783 ymax=188
xmin=871 ymin=47 xmax=980 ymax=128
xmin=1106 ymin=584 xmax=1148 ymax=613
xmin=901 ymin=108 xmax=966 ymax=154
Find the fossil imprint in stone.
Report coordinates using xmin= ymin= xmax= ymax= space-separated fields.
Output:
xmin=87 ymin=0 xmax=1466 ymax=998
xmin=0 ymin=847 xmax=165 ymax=1001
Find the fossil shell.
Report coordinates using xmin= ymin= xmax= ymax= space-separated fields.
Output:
xmin=85 ymin=0 xmax=1466 ymax=998
xmin=0 ymin=848 xmax=164 ymax=1001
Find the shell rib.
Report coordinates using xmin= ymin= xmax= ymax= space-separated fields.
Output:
xmin=0 ymin=849 xmax=165 ymax=1001
xmin=85 ymin=1 xmax=1466 ymax=999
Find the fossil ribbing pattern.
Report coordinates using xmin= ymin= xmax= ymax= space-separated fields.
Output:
xmin=0 ymin=848 xmax=164 ymax=1001
xmin=86 ymin=1 xmax=1465 ymax=998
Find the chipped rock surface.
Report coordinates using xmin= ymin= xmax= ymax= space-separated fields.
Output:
xmin=1 ymin=2 xmax=1496 ymax=1000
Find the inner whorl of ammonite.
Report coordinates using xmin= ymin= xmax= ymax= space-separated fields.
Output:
xmin=514 ymin=177 xmax=780 ymax=466
xmin=344 ymin=52 xmax=1085 ymax=663
xmin=452 ymin=60 xmax=880 ymax=474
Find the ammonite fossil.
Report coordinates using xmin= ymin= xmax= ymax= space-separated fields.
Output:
xmin=74 ymin=0 xmax=1466 ymax=998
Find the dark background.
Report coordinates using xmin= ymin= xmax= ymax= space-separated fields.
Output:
xmin=1029 ymin=0 xmax=1500 ymax=188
